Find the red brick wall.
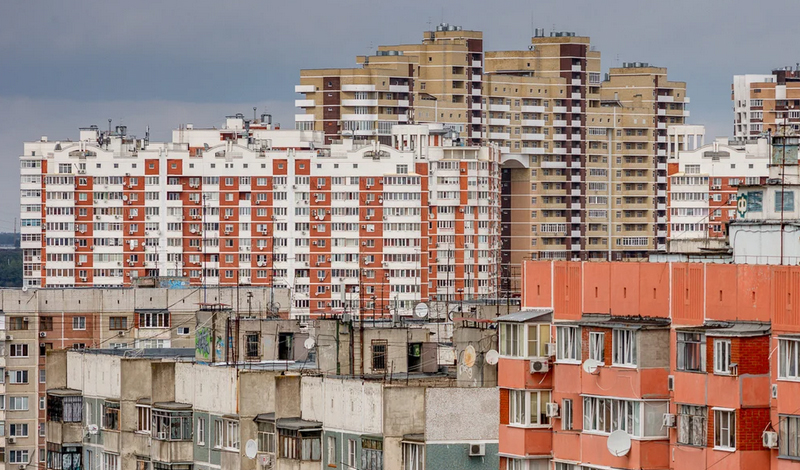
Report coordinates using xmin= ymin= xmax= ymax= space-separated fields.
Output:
xmin=738 ymin=408 xmax=771 ymax=451
xmin=738 ymin=336 xmax=770 ymax=375
xmin=500 ymin=388 xmax=509 ymax=425
xmin=581 ymin=327 xmax=612 ymax=363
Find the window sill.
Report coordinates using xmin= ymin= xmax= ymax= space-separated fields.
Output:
xmin=507 ymin=424 xmax=552 ymax=430
xmin=713 ymin=446 xmax=736 ymax=453
xmin=555 ymin=360 xmax=581 ymax=365
xmin=677 ymin=442 xmax=706 ymax=448
xmin=610 ymin=364 xmax=638 ymax=369
xmin=675 ymin=369 xmax=706 ymax=375
xmin=777 ymin=377 xmax=800 ymax=383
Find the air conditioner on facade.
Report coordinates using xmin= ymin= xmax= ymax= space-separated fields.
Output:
xmin=545 ymin=343 xmax=557 ymax=357
xmin=763 ymin=431 xmax=779 ymax=449
xmin=529 ymin=357 xmax=549 ymax=374
xmin=468 ymin=443 xmax=485 ymax=457
xmin=662 ymin=413 xmax=676 ymax=428
xmin=545 ymin=402 xmax=560 ymax=418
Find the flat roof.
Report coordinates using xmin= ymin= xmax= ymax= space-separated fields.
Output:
xmin=496 ymin=308 xmax=553 ymax=323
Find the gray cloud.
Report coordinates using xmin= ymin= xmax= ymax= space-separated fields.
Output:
xmin=3 ymin=0 xmax=800 ymax=230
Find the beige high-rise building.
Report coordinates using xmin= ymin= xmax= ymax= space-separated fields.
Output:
xmin=295 ymin=27 xmax=691 ymax=296
xmin=732 ymin=68 xmax=800 ymax=139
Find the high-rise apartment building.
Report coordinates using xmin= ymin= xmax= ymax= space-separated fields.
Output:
xmin=20 ymin=118 xmax=500 ymax=315
xmin=733 ymin=68 xmax=800 ymax=139
xmin=296 ymin=28 xmax=691 ymax=299
xmin=296 ymin=23 xmax=484 ymax=145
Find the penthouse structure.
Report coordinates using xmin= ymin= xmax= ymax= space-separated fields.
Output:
xmin=733 ymin=67 xmax=800 ymax=139
xmin=20 ymin=117 xmax=501 ymax=316
xmin=498 ymin=259 xmax=800 ymax=470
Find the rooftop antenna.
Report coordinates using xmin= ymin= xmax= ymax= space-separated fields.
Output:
xmin=108 ymin=119 xmax=112 ymax=134
xmin=253 ymin=107 xmax=257 ymax=122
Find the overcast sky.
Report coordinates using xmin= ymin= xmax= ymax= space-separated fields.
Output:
xmin=2 ymin=0 xmax=799 ymax=232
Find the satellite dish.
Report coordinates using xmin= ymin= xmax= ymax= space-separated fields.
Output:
xmin=245 ymin=439 xmax=258 ymax=459
xmin=414 ymin=302 xmax=429 ymax=318
xmin=122 ymin=195 xmax=128 ymax=201
xmin=21 ymin=286 xmax=28 ymax=293
xmin=87 ymin=424 xmax=99 ymax=435
xmin=485 ymin=349 xmax=499 ymax=365
xmin=607 ymin=430 xmax=631 ymax=457
xmin=463 ymin=345 xmax=476 ymax=368
xmin=582 ymin=359 xmax=602 ymax=375
xmin=304 ymin=338 xmax=316 ymax=350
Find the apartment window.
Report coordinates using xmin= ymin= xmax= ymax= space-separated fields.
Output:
xmin=348 ymin=439 xmax=357 ymax=467
xmin=102 ymin=452 xmax=119 ymax=470
xmin=9 ymin=344 xmax=28 ymax=357
xmin=326 ymin=435 xmax=336 ymax=466
xmin=362 ymin=437 xmax=383 ymax=470
xmin=713 ymin=409 xmax=735 ymax=450
xmin=677 ymin=405 xmax=706 ymax=446
xmin=136 ymin=405 xmax=151 ymax=433
xmin=372 ymin=340 xmax=388 ymax=371
xmin=583 ymin=396 xmax=668 ymax=437
xmin=562 ymin=399 xmax=573 ymax=431
xmin=102 ymin=402 xmax=120 ymax=431
xmin=257 ymin=421 xmax=276 ymax=454
xmin=46 ymin=395 xmax=81 ymax=422
xmin=612 ymin=329 xmax=637 ymax=366
xmin=589 ymin=332 xmax=604 ymax=363
xmin=138 ymin=311 xmax=170 ymax=328
xmin=677 ymin=332 xmax=706 ymax=372
xmin=780 ymin=338 xmax=800 ymax=379
xmin=556 ymin=326 xmax=580 ymax=362
xmin=215 ymin=418 xmax=239 ymax=450
xmin=40 ymin=369 xmax=46 ymax=383
xmin=9 ymin=450 xmax=29 ymax=464
xmin=779 ymin=414 xmax=800 ymax=458
xmin=197 ymin=417 xmax=206 ymax=446
xmin=245 ymin=333 xmax=260 ymax=359
xmin=214 ymin=419 xmax=223 ymax=448
xmin=40 ymin=316 xmax=53 ymax=331
xmin=509 ymin=389 xmax=551 ymax=426
xmin=713 ymin=339 xmax=732 ymax=375
xmin=72 ymin=316 xmax=86 ymax=330
xmin=177 ymin=327 xmax=190 ymax=336
xmin=8 ymin=396 xmax=28 ymax=411
xmin=8 ymin=370 xmax=28 ymax=384
xmin=109 ymin=317 xmax=127 ymax=330
xmin=153 ymin=410 xmax=193 ymax=441
xmin=499 ymin=323 xmax=550 ymax=358
xmin=278 ymin=333 xmax=294 ymax=361
xmin=776 ymin=191 xmax=795 ymax=212
xmin=402 ymin=442 xmax=424 ymax=470
xmin=278 ymin=427 xmax=321 ymax=461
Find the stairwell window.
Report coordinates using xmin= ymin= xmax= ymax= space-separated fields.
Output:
xmin=371 ymin=340 xmax=388 ymax=372
xmin=612 ymin=329 xmax=637 ymax=367
xmin=72 ymin=316 xmax=86 ymax=331
xmin=713 ymin=339 xmax=732 ymax=375
xmin=556 ymin=326 xmax=580 ymax=362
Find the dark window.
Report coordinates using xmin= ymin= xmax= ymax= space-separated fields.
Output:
xmin=40 ymin=317 xmax=53 ymax=332
xmin=46 ymin=443 xmax=81 ymax=470
xmin=102 ymin=402 xmax=120 ymax=430
xmin=361 ymin=438 xmax=383 ymax=470
xmin=279 ymin=428 xmax=320 ymax=461
xmin=677 ymin=332 xmax=705 ymax=372
xmin=372 ymin=340 xmax=388 ymax=371
xmin=109 ymin=317 xmax=127 ymax=330
xmin=152 ymin=410 xmax=192 ymax=441
xmin=47 ymin=395 xmax=83 ymax=423
xmin=245 ymin=333 xmax=260 ymax=359
xmin=278 ymin=333 xmax=294 ymax=361
xmin=8 ymin=317 xmax=28 ymax=331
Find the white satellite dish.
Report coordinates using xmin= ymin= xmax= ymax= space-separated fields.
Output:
xmin=485 ymin=349 xmax=499 ymax=365
xmin=245 ymin=439 xmax=258 ymax=459
xmin=122 ymin=195 xmax=128 ymax=201
xmin=582 ymin=359 xmax=602 ymax=375
xmin=87 ymin=424 xmax=99 ymax=435
xmin=607 ymin=430 xmax=631 ymax=457
xmin=463 ymin=345 xmax=476 ymax=368
xmin=414 ymin=302 xmax=429 ymax=318
xmin=21 ymin=286 xmax=28 ymax=293
xmin=304 ymin=338 xmax=316 ymax=350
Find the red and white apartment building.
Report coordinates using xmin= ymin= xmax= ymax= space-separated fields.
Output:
xmin=498 ymin=260 xmax=800 ymax=470
xmin=20 ymin=116 xmax=500 ymax=317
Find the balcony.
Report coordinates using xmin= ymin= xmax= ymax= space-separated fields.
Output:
xmin=472 ymin=117 xmax=485 ymax=125
xmin=572 ymin=64 xmax=582 ymax=72
xmin=570 ymin=133 xmax=581 ymax=141
xmin=342 ymin=114 xmax=378 ymax=121
xmin=657 ymin=136 xmax=667 ymax=143
xmin=570 ymin=244 xmax=581 ymax=250
xmin=571 ymin=189 xmax=581 ymax=196
xmin=294 ymin=99 xmax=315 ymax=108
xmin=397 ymin=100 xmax=410 ymax=107
xmin=553 ymin=134 xmax=567 ymax=141
xmin=657 ymin=122 xmax=667 ymax=129
xmin=657 ymin=95 xmax=674 ymax=102
xmin=553 ymin=147 xmax=568 ymax=154
xmin=389 ymin=84 xmax=410 ymax=93
xmin=571 ymin=106 xmax=582 ymax=113
xmin=471 ymin=88 xmax=482 ymax=96
xmin=521 ymin=147 xmax=544 ymax=155
xmin=397 ymin=115 xmax=408 ymax=122
xmin=342 ymin=99 xmax=378 ymax=107
xmin=571 ymin=148 xmax=581 ymax=154
xmin=571 ymin=216 xmax=581 ymax=223
xmin=657 ymin=243 xmax=667 ymax=251
xmin=571 ymin=120 xmax=582 ymax=127
xmin=553 ymin=120 xmax=568 ymax=127
xmin=342 ymin=84 xmax=376 ymax=92
xmin=657 ymin=230 xmax=667 ymax=237
xmin=472 ymin=60 xmax=482 ymax=68
xmin=657 ymin=109 xmax=666 ymax=116
xmin=683 ymin=110 xmax=691 ymax=117
xmin=657 ymin=149 xmax=667 ymax=157
xmin=472 ymin=102 xmax=483 ymax=110
xmin=522 ymin=119 xmax=545 ymax=127
xmin=488 ymin=132 xmax=511 ymax=140
xmin=295 ymin=114 xmax=314 ymax=122
xmin=571 ymin=79 xmax=582 ymax=86
xmin=522 ymin=133 xmax=545 ymax=141
xmin=472 ymin=74 xmax=482 ymax=81
xmin=521 ymin=105 xmax=545 ymax=113
xmin=553 ymin=106 xmax=568 ymax=113
xmin=684 ymin=97 xmax=691 ymax=103
xmin=294 ymin=84 xmax=315 ymax=93
xmin=489 ymin=118 xmax=511 ymax=126
xmin=541 ymin=161 xmax=568 ymax=169
xmin=657 ymin=176 xmax=667 ymax=184
xmin=488 ymin=103 xmax=510 ymax=112
xmin=571 ymin=230 xmax=581 ymax=237
xmin=571 ymin=93 xmax=582 ymax=100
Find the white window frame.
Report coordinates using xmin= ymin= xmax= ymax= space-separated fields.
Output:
xmin=197 ymin=417 xmax=205 ymax=446
xmin=779 ymin=337 xmax=800 ymax=380
xmin=73 ymin=316 xmax=86 ymax=330
xmin=612 ymin=329 xmax=637 ymax=367
xmin=677 ymin=404 xmax=707 ymax=447
xmin=589 ymin=332 xmax=604 ymax=364
xmin=136 ymin=405 xmax=151 ymax=434
xmin=348 ymin=438 xmax=357 ymax=467
xmin=499 ymin=323 xmax=551 ymax=358
xmin=402 ymin=442 xmax=424 ymax=470
xmin=326 ymin=435 xmax=336 ymax=466
xmin=676 ymin=332 xmax=706 ymax=372
xmin=509 ymin=389 xmax=552 ymax=427
xmin=561 ymin=399 xmax=573 ymax=431
xmin=556 ymin=326 xmax=581 ymax=363
xmin=582 ymin=396 xmax=669 ymax=438
xmin=713 ymin=339 xmax=732 ymax=375
xmin=713 ymin=408 xmax=735 ymax=450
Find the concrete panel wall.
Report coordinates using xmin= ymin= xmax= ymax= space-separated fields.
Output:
xmin=66 ymin=351 xmax=121 ymax=399
xmin=174 ymin=363 xmax=238 ymax=414
xmin=425 ymin=388 xmax=499 ymax=441
xmin=301 ymin=377 xmax=382 ymax=435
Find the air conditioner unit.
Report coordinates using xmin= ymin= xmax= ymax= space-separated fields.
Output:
xmin=545 ymin=402 xmax=560 ymax=418
xmin=7 ymin=437 xmax=16 ymax=444
xmin=80 ymin=277 xmax=87 ymax=282
xmin=5 ymin=335 xmax=12 ymax=341
xmin=39 ymin=332 xmax=47 ymax=338
xmin=23 ymin=317 xmax=29 ymax=322
xmin=662 ymin=413 xmax=677 ymax=428
xmin=763 ymin=430 xmax=779 ymax=449
xmin=468 ymin=443 xmax=485 ymax=457
xmin=365 ymin=216 xmax=371 ymax=220
xmin=157 ymin=431 xmax=168 ymax=440
xmin=529 ymin=357 xmax=549 ymax=374
xmin=772 ymin=384 xmax=778 ymax=399
xmin=668 ymin=375 xmax=675 ymax=391
xmin=545 ymin=343 xmax=557 ymax=357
